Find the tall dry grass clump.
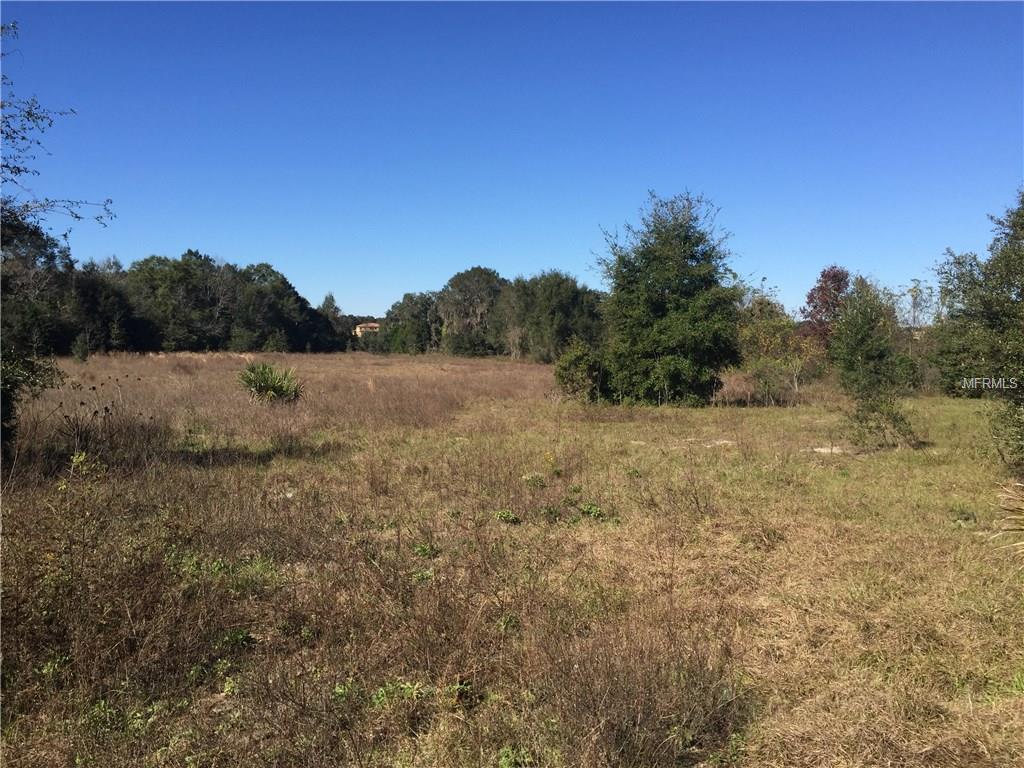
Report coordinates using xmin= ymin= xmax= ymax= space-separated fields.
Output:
xmin=995 ymin=482 xmax=1024 ymax=560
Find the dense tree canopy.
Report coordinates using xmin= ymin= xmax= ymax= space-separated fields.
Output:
xmin=1 ymin=237 xmax=348 ymax=356
xmin=380 ymin=292 xmax=441 ymax=354
xmin=489 ymin=271 xmax=603 ymax=362
xmin=598 ymin=192 xmax=743 ymax=404
xmin=435 ymin=267 xmax=508 ymax=355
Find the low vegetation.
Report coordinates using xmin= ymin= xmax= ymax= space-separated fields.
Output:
xmin=2 ymin=353 xmax=1022 ymax=767
xmin=238 ymin=361 xmax=304 ymax=404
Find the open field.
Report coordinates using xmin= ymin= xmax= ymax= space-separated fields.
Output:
xmin=3 ymin=353 xmax=1022 ymax=767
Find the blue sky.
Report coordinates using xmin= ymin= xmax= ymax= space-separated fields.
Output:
xmin=4 ymin=1 xmax=1022 ymax=316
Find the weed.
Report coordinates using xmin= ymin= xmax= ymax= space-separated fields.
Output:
xmin=411 ymin=568 xmax=434 ymax=583
xmin=412 ymin=541 xmax=441 ymax=559
xmin=495 ymin=509 xmax=522 ymax=525
xmin=498 ymin=744 xmax=535 ymax=768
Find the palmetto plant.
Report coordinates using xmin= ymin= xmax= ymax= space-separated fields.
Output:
xmin=994 ymin=482 xmax=1024 ymax=560
xmin=238 ymin=362 xmax=303 ymax=404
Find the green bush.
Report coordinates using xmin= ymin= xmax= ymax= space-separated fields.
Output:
xmin=993 ymin=401 xmax=1024 ymax=475
xmin=830 ymin=278 xmax=918 ymax=447
xmin=238 ymin=362 xmax=303 ymax=404
xmin=1 ymin=350 xmax=64 ymax=462
xmin=554 ymin=337 xmax=603 ymax=402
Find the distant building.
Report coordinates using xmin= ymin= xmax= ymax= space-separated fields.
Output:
xmin=354 ymin=322 xmax=380 ymax=338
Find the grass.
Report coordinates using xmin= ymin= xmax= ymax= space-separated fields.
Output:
xmin=2 ymin=352 xmax=1022 ymax=767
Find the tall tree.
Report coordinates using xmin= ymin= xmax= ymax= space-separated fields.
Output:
xmin=598 ymin=192 xmax=742 ymax=404
xmin=381 ymin=292 xmax=440 ymax=353
xmin=436 ymin=266 xmax=507 ymax=356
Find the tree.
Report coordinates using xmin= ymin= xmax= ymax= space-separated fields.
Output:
xmin=522 ymin=271 xmax=603 ymax=363
xmin=436 ymin=267 xmax=508 ymax=356
xmin=1 ymin=23 xmax=112 ymax=228
xmin=933 ymin=191 xmax=1024 ymax=470
xmin=554 ymin=337 xmax=605 ymax=402
xmin=490 ymin=271 xmax=603 ymax=362
xmin=381 ymin=292 xmax=440 ymax=353
xmin=800 ymin=265 xmax=851 ymax=347
xmin=318 ymin=293 xmax=345 ymax=335
xmin=1 ymin=21 xmax=111 ymax=462
xmin=830 ymin=278 xmax=917 ymax=446
xmin=1 ymin=211 xmax=77 ymax=354
xmin=598 ymin=192 xmax=742 ymax=404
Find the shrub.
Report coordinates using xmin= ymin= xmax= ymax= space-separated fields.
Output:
xmin=992 ymin=401 xmax=1024 ymax=474
xmin=554 ymin=337 xmax=603 ymax=402
xmin=71 ymin=332 xmax=91 ymax=362
xmin=238 ymin=362 xmax=303 ymax=404
xmin=830 ymin=278 xmax=918 ymax=446
xmin=0 ymin=350 xmax=63 ymax=463
xmin=713 ymin=368 xmax=758 ymax=406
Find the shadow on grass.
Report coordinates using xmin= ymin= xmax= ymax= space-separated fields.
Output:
xmin=174 ymin=439 xmax=352 ymax=468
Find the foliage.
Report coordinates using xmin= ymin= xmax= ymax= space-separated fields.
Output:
xmin=435 ymin=266 xmax=508 ymax=355
xmin=380 ymin=291 xmax=441 ymax=353
xmin=933 ymin=192 xmax=1023 ymax=471
xmin=1 ymin=23 xmax=113 ymax=227
xmin=71 ymin=333 xmax=90 ymax=362
xmin=490 ymin=271 xmax=604 ymax=362
xmin=0 ymin=347 xmax=63 ymax=462
xmin=599 ymin=192 xmax=743 ymax=404
xmin=800 ymin=265 xmax=851 ymax=347
xmin=736 ymin=284 xmax=825 ymax=405
xmin=992 ymin=401 xmax=1024 ymax=473
xmin=830 ymin=278 xmax=918 ymax=446
xmin=554 ymin=337 xmax=604 ymax=402
xmin=238 ymin=362 xmax=304 ymax=404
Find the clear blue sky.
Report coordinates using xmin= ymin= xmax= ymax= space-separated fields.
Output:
xmin=4 ymin=1 xmax=1022 ymax=316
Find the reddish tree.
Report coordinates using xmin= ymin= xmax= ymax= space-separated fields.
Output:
xmin=800 ymin=265 xmax=851 ymax=345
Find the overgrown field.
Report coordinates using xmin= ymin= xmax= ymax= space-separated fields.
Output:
xmin=3 ymin=353 xmax=1022 ymax=767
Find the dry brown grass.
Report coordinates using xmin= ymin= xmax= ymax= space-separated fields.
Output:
xmin=2 ymin=353 xmax=1022 ymax=767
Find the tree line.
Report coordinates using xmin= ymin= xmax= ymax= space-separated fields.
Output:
xmin=0 ymin=212 xmax=604 ymax=360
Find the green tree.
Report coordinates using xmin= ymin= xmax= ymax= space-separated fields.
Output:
xmin=599 ymin=192 xmax=742 ymax=404
xmin=0 ymin=212 xmax=77 ymax=354
xmin=554 ymin=337 xmax=605 ymax=402
xmin=491 ymin=271 xmax=603 ymax=362
xmin=933 ymin=191 xmax=1024 ymax=470
xmin=436 ymin=266 xmax=508 ymax=356
xmin=830 ymin=278 xmax=917 ymax=446
xmin=381 ymin=292 xmax=440 ymax=353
